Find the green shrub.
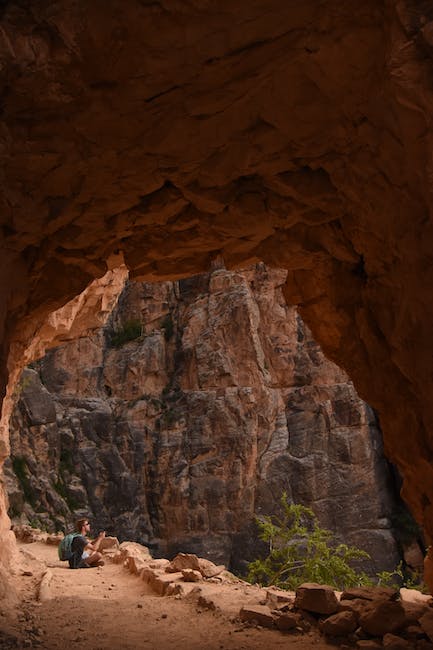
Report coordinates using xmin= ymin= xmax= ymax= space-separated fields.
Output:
xmin=247 ymin=493 xmax=371 ymax=590
xmin=377 ymin=561 xmax=428 ymax=593
xmin=109 ymin=319 xmax=142 ymax=348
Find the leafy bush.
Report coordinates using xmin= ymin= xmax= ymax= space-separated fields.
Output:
xmin=377 ymin=561 xmax=428 ymax=593
xmin=247 ymin=493 xmax=371 ymax=590
xmin=376 ymin=562 xmax=405 ymax=590
xmin=109 ymin=319 xmax=142 ymax=348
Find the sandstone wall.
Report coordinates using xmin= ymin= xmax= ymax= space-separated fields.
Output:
xmin=1 ymin=0 xmax=433 ymax=591
xmin=6 ymin=267 xmax=402 ymax=574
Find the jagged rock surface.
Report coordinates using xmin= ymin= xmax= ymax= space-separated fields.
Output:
xmin=6 ymin=267 xmax=402 ymax=574
xmin=1 ymin=0 xmax=433 ymax=593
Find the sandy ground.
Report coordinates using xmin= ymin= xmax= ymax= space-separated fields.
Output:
xmin=0 ymin=541 xmax=336 ymax=650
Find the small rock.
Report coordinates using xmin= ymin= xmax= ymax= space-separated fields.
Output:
xmin=197 ymin=559 xmax=225 ymax=579
xmin=198 ymin=595 xmax=217 ymax=611
xmin=275 ymin=612 xmax=299 ymax=631
xmin=342 ymin=586 xmax=398 ymax=602
xmin=319 ymin=610 xmax=358 ymax=636
xmin=181 ymin=569 xmax=202 ymax=583
xmin=46 ymin=534 xmax=63 ymax=546
xmin=339 ymin=598 xmax=369 ymax=618
xmin=166 ymin=553 xmax=200 ymax=573
xmin=239 ymin=605 xmax=275 ymax=628
xmin=400 ymin=588 xmax=432 ymax=605
xmin=266 ymin=587 xmax=294 ymax=608
xmin=184 ymin=586 xmax=202 ymax=602
xmin=295 ymin=583 xmax=339 ymax=615
xmin=359 ymin=600 xmax=407 ymax=636
xmin=356 ymin=641 xmax=383 ymax=649
xmin=382 ymin=633 xmax=411 ymax=649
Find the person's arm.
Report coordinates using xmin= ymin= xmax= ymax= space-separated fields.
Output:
xmin=85 ymin=531 xmax=106 ymax=552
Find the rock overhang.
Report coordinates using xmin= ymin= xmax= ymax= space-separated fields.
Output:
xmin=1 ymin=0 xmax=433 ymax=571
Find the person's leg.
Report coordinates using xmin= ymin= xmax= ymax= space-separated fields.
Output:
xmin=84 ymin=551 xmax=104 ymax=567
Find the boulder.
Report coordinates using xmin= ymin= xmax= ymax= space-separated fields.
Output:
xmin=295 ymin=583 xmax=339 ymax=615
xmin=400 ymin=587 xmax=432 ymax=605
xmin=319 ymin=610 xmax=358 ymax=636
xmin=197 ymin=558 xmax=225 ymax=578
xmin=166 ymin=553 xmax=201 ymax=573
xmin=113 ymin=541 xmax=152 ymax=565
xmin=358 ymin=600 xmax=407 ymax=636
xmin=275 ymin=612 xmax=299 ymax=631
xmin=341 ymin=586 xmax=398 ymax=601
xmin=166 ymin=553 xmax=224 ymax=579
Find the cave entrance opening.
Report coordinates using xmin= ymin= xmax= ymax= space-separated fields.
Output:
xmin=4 ymin=262 xmax=419 ymax=580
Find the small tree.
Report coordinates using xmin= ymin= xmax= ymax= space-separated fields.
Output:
xmin=247 ymin=493 xmax=371 ymax=590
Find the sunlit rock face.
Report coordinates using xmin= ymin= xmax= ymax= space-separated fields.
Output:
xmin=1 ymin=0 xmax=433 ymax=583
xmin=7 ymin=267 xmax=402 ymax=574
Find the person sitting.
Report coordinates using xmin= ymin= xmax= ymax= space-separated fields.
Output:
xmin=69 ymin=518 xmax=106 ymax=569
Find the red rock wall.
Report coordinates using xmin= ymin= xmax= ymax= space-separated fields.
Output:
xmin=7 ymin=267 xmax=402 ymax=574
xmin=1 ymin=0 xmax=433 ymax=586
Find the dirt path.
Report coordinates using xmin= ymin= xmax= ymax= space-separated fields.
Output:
xmin=1 ymin=541 xmax=333 ymax=650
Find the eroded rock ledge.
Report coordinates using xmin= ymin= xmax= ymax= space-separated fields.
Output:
xmin=1 ymin=0 xmax=433 ymax=586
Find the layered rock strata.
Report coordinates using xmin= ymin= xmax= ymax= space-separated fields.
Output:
xmin=2 ymin=0 xmax=433 ymax=591
xmin=7 ymin=267 xmax=403 ymax=574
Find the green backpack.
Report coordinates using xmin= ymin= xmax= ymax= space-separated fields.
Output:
xmin=58 ymin=533 xmax=80 ymax=561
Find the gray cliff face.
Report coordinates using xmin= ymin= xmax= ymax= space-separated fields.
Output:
xmin=6 ymin=266 xmax=402 ymax=573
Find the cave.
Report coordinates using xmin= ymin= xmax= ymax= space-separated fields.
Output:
xmin=1 ymin=0 xmax=433 ymax=597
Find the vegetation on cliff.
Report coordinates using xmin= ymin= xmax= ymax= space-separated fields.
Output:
xmin=247 ymin=494 xmax=370 ymax=590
